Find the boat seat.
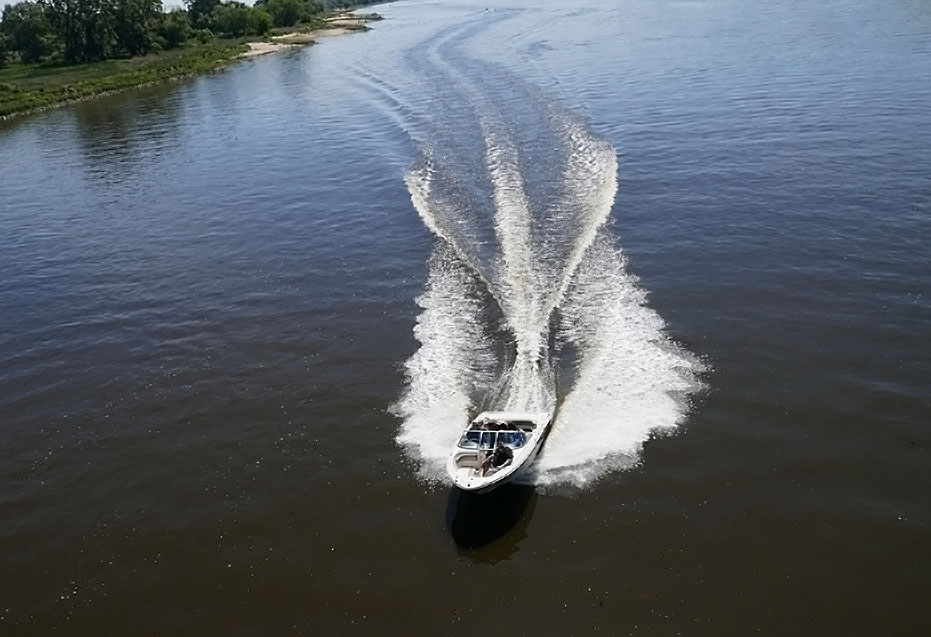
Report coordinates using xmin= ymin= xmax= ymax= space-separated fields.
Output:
xmin=454 ymin=453 xmax=483 ymax=469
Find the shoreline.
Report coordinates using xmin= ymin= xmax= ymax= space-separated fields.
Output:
xmin=0 ymin=13 xmax=378 ymax=122
xmin=242 ymin=13 xmax=376 ymax=58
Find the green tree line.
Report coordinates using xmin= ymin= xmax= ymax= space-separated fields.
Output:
xmin=0 ymin=0 xmax=337 ymax=67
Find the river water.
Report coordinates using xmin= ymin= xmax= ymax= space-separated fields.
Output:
xmin=1 ymin=0 xmax=929 ymax=634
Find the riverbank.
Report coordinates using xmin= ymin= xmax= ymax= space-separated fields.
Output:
xmin=0 ymin=13 xmax=377 ymax=121
xmin=242 ymin=13 xmax=375 ymax=57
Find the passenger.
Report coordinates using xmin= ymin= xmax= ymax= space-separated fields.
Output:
xmin=481 ymin=441 xmax=514 ymax=476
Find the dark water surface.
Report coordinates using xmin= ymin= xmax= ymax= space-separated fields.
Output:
xmin=2 ymin=0 xmax=930 ymax=634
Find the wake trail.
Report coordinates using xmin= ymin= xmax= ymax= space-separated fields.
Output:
xmin=481 ymin=122 xmax=551 ymax=411
xmin=389 ymin=13 xmax=703 ymax=487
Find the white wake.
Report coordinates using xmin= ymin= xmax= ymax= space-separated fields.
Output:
xmin=389 ymin=16 xmax=703 ymax=488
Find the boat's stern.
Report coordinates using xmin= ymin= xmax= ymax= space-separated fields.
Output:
xmin=446 ymin=450 xmax=493 ymax=491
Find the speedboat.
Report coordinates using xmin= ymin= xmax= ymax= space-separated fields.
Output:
xmin=446 ymin=411 xmax=552 ymax=493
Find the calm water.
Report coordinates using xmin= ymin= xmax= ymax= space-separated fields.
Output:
xmin=1 ymin=0 xmax=930 ymax=633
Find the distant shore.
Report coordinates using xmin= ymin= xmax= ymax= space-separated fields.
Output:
xmin=0 ymin=12 xmax=379 ymax=122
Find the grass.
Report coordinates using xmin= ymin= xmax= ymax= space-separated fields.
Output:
xmin=0 ymin=41 xmax=249 ymax=119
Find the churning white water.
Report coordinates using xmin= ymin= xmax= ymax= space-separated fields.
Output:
xmin=388 ymin=14 xmax=704 ymax=488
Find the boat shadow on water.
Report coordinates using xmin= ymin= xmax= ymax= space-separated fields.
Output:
xmin=445 ymin=484 xmax=538 ymax=563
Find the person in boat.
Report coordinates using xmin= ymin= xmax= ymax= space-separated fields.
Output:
xmin=481 ymin=440 xmax=514 ymax=475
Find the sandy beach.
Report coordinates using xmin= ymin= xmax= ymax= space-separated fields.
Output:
xmin=241 ymin=14 xmax=374 ymax=57
xmin=241 ymin=41 xmax=297 ymax=57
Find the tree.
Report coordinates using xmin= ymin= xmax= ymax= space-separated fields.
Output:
xmin=251 ymin=7 xmax=271 ymax=35
xmin=213 ymin=3 xmax=270 ymax=37
xmin=43 ymin=0 xmax=117 ymax=63
xmin=1 ymin=1 xmax=58 ymax=63
xmin=0 ymin=32 xmax=11 ymax=67
xmin=113 ymin=0 xmax=162 ymax=57
xmin=159 ymin=8 xmax=191 ymax=50
xmin=256 ymin=0 xmax=305 ymax=28
xmin=213 ymin=2 xmax=247 ymax=36
xmin=186 ymin=0 xmax=220 ymax=30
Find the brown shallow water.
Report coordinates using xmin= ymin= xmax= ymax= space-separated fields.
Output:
xmin=1 ymin=0 xmax=929 ymax=634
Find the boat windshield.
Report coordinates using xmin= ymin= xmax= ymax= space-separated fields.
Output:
xmin=458 ymin=431 xmax=483 ymax=450
xmin=458 ymin=430 xmax=527 ymax=450
xmin=498 ymin=431 xmax=527 ymax=448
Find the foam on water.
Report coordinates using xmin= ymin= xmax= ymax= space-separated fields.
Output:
xmin=535 ymin=234 xmax=705 ymax=487
xmin=393 ymin=244 xmax=498 ymax=482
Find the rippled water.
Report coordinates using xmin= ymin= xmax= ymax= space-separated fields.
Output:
xmin=1 ymin=0 xmax=929 ymax=634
